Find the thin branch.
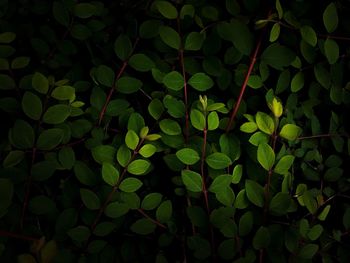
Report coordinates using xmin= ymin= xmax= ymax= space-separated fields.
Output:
xmin=0 ymin=230 xmax=40 ymax=242
xmin=225 ymin=12 xmax=270 ymax=133
xmin=297 ymin=133 xmax=349 ymax=140
xmin=137 ymin=209 xmax=167 ymax=229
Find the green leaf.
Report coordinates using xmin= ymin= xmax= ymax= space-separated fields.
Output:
xmin=298 ymin=244 xmax=318 ymax=259
xmin=10 ymin=120 xmax=35 ymax=149
xmin=217 ymin=20 xmax=253 ymax=55
xmin=58 ymin=146 xmax=75 ymax=169
xmin=239 ymin=211 xmax=253 ymax=236
xmin=163 ymin=71 xmax=184 ymax=91
xmin=51 ymin=85 xmax=75 ymax=102
xmin=324 ymin=38 xmax=339 ymax=64
xmin=36 ymin=128 xmax=64 ymax=150
xmin=307 ymin=224 xmax=323 ymax=241
xmin=29 ymin=195 xmax=56 ymax=215
xmin=32 ymin=72 xmax=49 ymax=94
xmin=206 ymin=152 xmax=232 ymax=169
xmin=43 ymin=105 xmax=71 ymax=124
xmin=269 ymin=192 xmax=291 ymax=215
xmin=267 ymin=97 xmax=283 ymax=118
xmin=279 ymin=124 xmax=302 ymax=140
xmin=125 ymin=130 xmax=139 ymax=150
xmin=209 ymin=174 xmax=231 ymax=193
xmin=207 ymin=111 xmax=219 ymax=130
xmin=231 ymin=164 xmax=242 ymax=184
xmin=176 ymin=148 xmax=200 ymax=165
xmin=114 ymin=34 xmax=132 ymax=60
xmin=80 ymin=189 xmax=100 ymax=210
xmin=159 ymin=26 xmax=180 ymax=49
xmin=291 ymin=71 xmax=304 ymax=92
xmin=127 ymin=159 xmax=151 ymax=175
xmin=240 ymin=122 xmax=258 ymax=133
xmin=74 ymin=3 xmax=96 ymax=19
xmin=323 ymin=3 xmax=338 ymax=33
xmin=188 ymin=73 xmax=214 ymax=91
xmin=148 ymin=98 xmax=164 ymax=120
xmin=74 ymin=161 xmax=98 ymax=186
xmin=216 ymin=187 xmax=235 ymax=207
xmin=141 ymin=193 xmax=163 ymax=210
xmin=117 ymin=144 xmax=131 ymax=167
xmin=119 ymin=177 xmax=143 ymax=192
xmin=3 ymin=150 xmax=25 ymax=168
xmin=159 ymin=119 xmax=182 ymax=135
xmin=105 ymin=201 xmax=129 ymax=218
xmin=0 ymin=178 xmax=13 ymax=216
xmin=0 ymin=74 xmax=15 ymax=90
xmin=130 ymin=218 xmax=156 ymax=235
xmin=324 ymin=167 xmax=343 ymax=182
xmin=300 ymin=26 xmax=317 ymax=47
xmin=0 ymin=32 xmax=16 ymax=43
xmin=163 ymin=95 xmax=185 ymax=118
xmin=190 ymin=109 xmax=206 ymax=131
xmin=93 ymin=222 xmax=116 ymax=237
xmin=247 ymin=75 xmax=263 ymax=89
xmin=269 ymin=23 xmax=280 ymax=42
xmin=91 ymin=145 xmax=116 ymax=164
xmin=256 ymin=112 xmax=274 ymax=135
xmin=274 ymin=155 xmax=295 ymax=175
xmin=261 ymin=43 xmax=296 ymax=70
xmin=102 ymin=163 xmax=119 ymax=186
xmin=11 ymin=56 xmax=30 ymax=69
xmin=52 ymin=1 xmax=70 ymax=27
xmin=139 ymin=20 xmax=162 ymax=39
xmin=156 ymin=200 xmax=172 ymax=223
xmin=257 ymin=143 xmax=275 ymax=171
xmin=96 ymin=65 xmax=115 ymax=87
xmin=314 ymin=63 xmax=331 ymax=89
xmin=276 ymin=0 xmax=283 ymax=19
xmin=129 ymin=54 xmax=155 ymax=72
xmin=139 ymin=144 xmax=157 ymax=158
xmin=318 ymin=205 xmax=331 ymax=221
xmin=276 ymin=69 xmax=290 ymax=94
xmin=249 ymin=131 xmax=269 ymax=146
xmin=154 ymin=1 xmax=178 ymax=19
xmin=184 ymin=32 xmax=204 ymax=51
xmin=117 ymin=76 xmax=142 ymax=94
xmin=245 ymin=179 xmax=265 ymax=207
xmin=181 ymin=170 xmax=202 ymax=192
xmin=22 ymin=91 xmax=42 ymax=120
xmin=253 ymin=226 xmax=270 ymax=249
xmin=67 ymin=226 xmax=91 ymax=243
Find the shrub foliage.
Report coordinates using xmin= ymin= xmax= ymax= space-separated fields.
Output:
xmin=0 ymin=0 xmax=350 ymax=262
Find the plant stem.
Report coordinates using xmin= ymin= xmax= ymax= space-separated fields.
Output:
xmin=297 ymin=133 xmax=348 ymax=140
xmin=98 ymin=38 xmax=139 ymax=126
xmin=0 ymin=230 xmax=39 ymax=242
xmin=137 ymin=209 xmax=167 ymax=229
xmin=225 ymin=23 xmax=268 ymax=133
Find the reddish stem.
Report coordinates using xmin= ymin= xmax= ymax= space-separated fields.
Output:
xmin=137 ymin=209 xmax=167 ymax=229
xmin=200 ymin=129 xmax=210 ymax=213
xmin=0 ymin=230 xmax=39 ymax=242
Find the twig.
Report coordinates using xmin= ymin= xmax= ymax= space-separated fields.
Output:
xmin=137 ymin=209 xmax=167 ymax=229
xmin=0 ymin=230 xmax=39 ymax=242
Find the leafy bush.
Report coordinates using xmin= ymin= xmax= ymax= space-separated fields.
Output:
xmin=1 ymin=0 xmax=350 ymax=262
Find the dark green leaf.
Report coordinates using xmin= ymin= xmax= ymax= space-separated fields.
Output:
xmin=43 ymin=105 xmax=71 ymax=124
xmin=105 ymin=201 xmax=129 ymax=218
xmin=176 ymin=148 xmax=200 ymax=165
xmin=129 ymin=54 xmax=155 ymax=72
xmin=300 ymin=26 xmax=317 ymax=47
xmin=11 ymin=56 xmax=30 ymax=69
xmin=239 ymin=211 xmax=253 ymax=236
xmin=269 ymin=23 xmax=280 ymax=42
xmin=0 ymin=32 xmax=16 ymax=43
xmin=307 ymin=224 xmax=323 ymax=241
xmin=206 ymin=152 xmax=232 ymax=169
xmin=253 ymin=226 xmax=270 ymax=249
xmin=163 ymin=71 xmax=184 ymax=91
xmin=156 ymin=200 xmax=172 ymax=223
xmin=51 ymin=86 xmax=75 ymax=102
xmin=190 ymin=109 xmax=206 ymax=130
xmin=36 ymin=128 xmax=64 ymax=150
xmin=114 ymin=34 xmax=132 ymax=60
xmin=0 ymin=178 xmax=13 ymax=216
xmin=269 ymin=192 xmax=291 ymax=215
xmin=245 ymin=179 xmax=264 ymax=207
xmin=159 ymin=26 xmax=180 ymax=49
xmin=209 ymin=174 xmax=231 ymax=193
xmin=10 ymin=120 xmax=35 ymax=149
xmin=53 ymin=1 xmax=70 ymax=27
xmin=127 ymin=159 xmax=151 ymax=175
xmin=261 ymin=43 xmax=296 ymax=70
xmin=291 ymin=71 xmax=304 ymax=92
xmin=188 ymin=73 xmax=214 ymax=91
xmin=257 ymin=143 xmax=275 ymax=170
xmin=74 ymin=161 xmax=98 ymax=186
xmin=298 ymin=244 xmax=318 ymax=259
xmin=58 ymin=146 xmax=75 ymax=169
xmin=119 ymin=177 xmax=143 ymax=192
xmin=154 ymin=1 xmax=178 ymax=19
xmin=231 ymin=164 xmax=242 ymax=184
xmin=80 ymin=189 xmax=100 ymax=210
xmin=181 ymin=169 xmax=202 ymax=192
xmin=117 ymin=76 xmax=142 ymax=94
xmin=130 ymin=218 xmax=156 ymax=235
xmin=207 ymin=111 xmax=219 ymax=130
xmin=159 ymin=119 xmax=182 ymax=135
xmin=324 ymin=38 xmax=339 ymax=64
xmin=3 ymin=150 xmax=25 ymax=168
xmin=96 ymin=65 xmax=115 ymax=87
xmin=148 ymin=98 xmax=164 ymax=120
xmin=22 ymin=91 xmax=42 ymax=120
xmin=74 ymin=3 xmax=96 ymax=19
xmin=117 ymin=144 xmax=131 ymax=167
xmin=323 ymin=3 xmax=338 ymax=33
xmin=141 ymin=193 xmax=163 ymax=210
xmin=184 ymin=32 xmax=204 ymax=51
xmin=32 ymin=72 xmax=49 ymax=94
xmin=102 ymin=163 xmax=119 ymax=186
xmin=29 ymin=195 xmax=56 ymax=215
xmin=91 ymin=145 xmax=116 ymax=164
